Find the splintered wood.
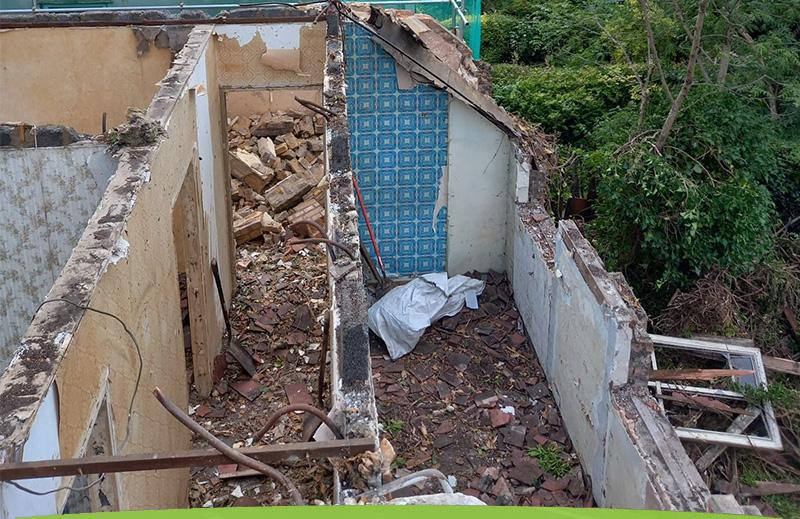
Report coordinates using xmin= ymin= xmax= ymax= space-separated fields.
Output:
xmin=229 ymin=109 xmax=328 ymax=245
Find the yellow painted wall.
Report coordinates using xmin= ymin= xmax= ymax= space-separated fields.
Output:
xmin=0 ymin=27 xmax=171 ymax=134
xmin=55 ymin=87 xmax=200 ymax=512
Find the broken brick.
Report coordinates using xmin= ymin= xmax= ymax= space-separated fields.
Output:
xmin=475 ymin=391 xmax=499 ymax=408
xmin=284 ymin=382 xmax=313 ymax=406
xmin=490 ymin=408 xmax=514 ymax=428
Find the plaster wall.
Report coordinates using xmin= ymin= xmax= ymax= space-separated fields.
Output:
xmin=0 ymin=384 xmax=60 ymax=519
xmin=0 ymin=144 xmax=117 ymax=370
xmin=214 ymin=23 xmax=325 ymax=88
xmin=54 ymin=92 xmax=198 ymax=512
xmin=0 ymin=27 xmax=171 ymax=134
xmin=446 ymin=99 xmax=510 ymax=275
xmin=224 ymin=88 xmax=322 ymax=121
xmin=510 ymin=206 xmax=712 ymax=511
xmin=0 ymin=27 xmax=230 ymax=515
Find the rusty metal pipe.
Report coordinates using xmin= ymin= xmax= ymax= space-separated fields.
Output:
xmin=254 ymin=404 xmax=344 ymax=442
xmin=289 ymin=220 xmax=336 ymax=260
xmin=154 ymin=387 xmax=304 ymax=505
xmin=289 ymin=219 xmax=327 ymax=239
xmin=286 ymin=237 xmax=356 ymax=260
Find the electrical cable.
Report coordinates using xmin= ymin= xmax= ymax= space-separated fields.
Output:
xmin=6 ymin=298 xmax=143 ymax=496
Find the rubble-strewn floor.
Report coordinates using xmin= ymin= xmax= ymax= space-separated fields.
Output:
xmin=186 ymin=241 xmax=334 ymax=508
xmin=371 ymin=271 xmax=592 ymax=507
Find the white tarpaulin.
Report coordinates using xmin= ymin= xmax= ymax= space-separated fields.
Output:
xmin=367 ymin=273 xmax=485 ymax=360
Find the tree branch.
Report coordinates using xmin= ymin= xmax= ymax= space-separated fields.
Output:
xmin=656 ymin=0 xmax=709 ymax=152
xmin=639 ymin=0 xmax=675 ymax=104
xmin=669 ymin=0 xmax=712 ymax=83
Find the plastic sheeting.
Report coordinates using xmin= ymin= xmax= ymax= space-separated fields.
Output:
xmin=367 ymin=273 xmax=485 ymax=360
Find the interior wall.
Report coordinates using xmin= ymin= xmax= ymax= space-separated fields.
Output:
xmin=214 ymin=23 xmax=325 ymax=88
xmin=446 ymin=98 xmax=511 ymax=275
xmin=511 ymin=207 xmax=711 ymax=511
xmin=0 ymin=384 xmax=60 ymax=518
xmin=225 ymin=88 xmax=322 ymax=121
xmin=0 ymin=144 xmax=117 ymax=371
xmin=0 ymin=27 xmax=171 ymax=134
xmin=55 ymin=92 xmax=198 ymax=512
xmin=345 ymin=22 xmax=449 ymax=276
xmin=0 ymin=28 xmax=230 ymax=518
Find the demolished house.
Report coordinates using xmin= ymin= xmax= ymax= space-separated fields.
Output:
xmin=0 ymin=3 xmax=773 ymax=517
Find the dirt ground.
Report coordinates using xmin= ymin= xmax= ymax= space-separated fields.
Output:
xmin=370 ymin=271 xmax=592 ymax=507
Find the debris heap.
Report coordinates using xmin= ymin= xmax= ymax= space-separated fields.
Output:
xmin=228 ymin=110 xmax=328 ymax=245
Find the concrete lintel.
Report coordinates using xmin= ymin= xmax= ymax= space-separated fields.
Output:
xmin=324 ymin=11 xmax=379 ymax=447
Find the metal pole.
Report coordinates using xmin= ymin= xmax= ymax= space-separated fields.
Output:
xmin=0 ymin=0 xmax=453 ymax=14
xmin=448 ymin=0 xmax=469 ymax=26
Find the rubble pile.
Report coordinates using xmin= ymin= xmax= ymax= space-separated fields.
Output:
xmin=371 ymin=271 xmax=590 ymax=507
xmin=228 ymin=110 xmax=328 ymax=246
xmin=187 ymin=242 xmax=334 ymax=507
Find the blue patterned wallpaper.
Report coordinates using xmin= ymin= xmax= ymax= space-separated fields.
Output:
xmin=344 ymin=22 xmax=449 ymax=277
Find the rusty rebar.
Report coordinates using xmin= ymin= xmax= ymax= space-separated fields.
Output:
xmin=294 ymin=96 xmax=335 ymax=119
xmin=286 ymin=237 xmax=356 ymax=260
xmin=153 ymin=387 xmax=304 ymax=505
xmin=254 ymin=404 xmax=344 ymax=442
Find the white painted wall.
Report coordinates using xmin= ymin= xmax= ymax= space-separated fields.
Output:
xmin=0 ymin=384 xmax=61 ymax=519
xmin=446 ymin=99 xmax=511 ymax=275
xmin=0 ymin=145 xmax=117 ymax=370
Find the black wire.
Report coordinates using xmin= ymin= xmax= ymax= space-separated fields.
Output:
xmin=7 ymin=298 xmax=144 ymax=496
xmin=332 ymin=2 xmax=517 ymax=138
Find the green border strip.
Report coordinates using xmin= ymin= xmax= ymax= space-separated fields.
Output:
xmin=35 ymin=505 xmax=758 ymax=519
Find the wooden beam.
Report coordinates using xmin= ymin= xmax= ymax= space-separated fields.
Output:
xmin=0 ymin=438 xmax=374 ymax=482
xmin=762 ymin=355 xmax=800 ymax=377
xmin=650 ymin=368 xmax=754 ymax=381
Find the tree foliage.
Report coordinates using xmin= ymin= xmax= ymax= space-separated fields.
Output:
xmin=484 ymin=0 xmax=800 ymax=305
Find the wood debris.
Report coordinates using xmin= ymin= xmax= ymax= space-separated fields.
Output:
xmin=649 ymin=368 xmax=755 ymax=382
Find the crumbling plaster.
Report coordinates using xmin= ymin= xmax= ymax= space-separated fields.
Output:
xmin=0 ymin=27 xmax=171 ymax=134
xmin=214 ymin=22 xmax=325 ymax=88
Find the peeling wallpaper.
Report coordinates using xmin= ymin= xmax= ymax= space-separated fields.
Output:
xmin=0 ymin=145 xmax=117 ymax=370
xmin=215 ymin=22 xmax=326 ymax=88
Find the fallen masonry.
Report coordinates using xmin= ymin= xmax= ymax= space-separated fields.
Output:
xmin=229 ymin=109 xmax=328 ymax=246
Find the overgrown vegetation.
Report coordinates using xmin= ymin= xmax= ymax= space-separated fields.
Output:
xmin=482 ymin=0 xmax=800 ymax=514
xmin=526 ymin=443 xmax=571 ymax=478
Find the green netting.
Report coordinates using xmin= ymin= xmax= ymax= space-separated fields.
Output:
xmin=350 ymin=0 xmax=481 ymax=59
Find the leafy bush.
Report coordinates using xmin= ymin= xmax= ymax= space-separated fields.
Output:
xmin=588 ymin=91 xmax=780 ymax=297
xmin=493 ymin=64 xmax=636 ymax=143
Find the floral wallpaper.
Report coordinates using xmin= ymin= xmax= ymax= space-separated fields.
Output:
xmin=0 ymin=145 xmax=116 ymax=370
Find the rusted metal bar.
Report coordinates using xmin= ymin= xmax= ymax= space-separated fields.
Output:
xmin=0 ymin=438 xmax=374 ymax=481
xmin=294 ymin=96 xmax=335 ymax=119
xmin=0 ymin=16 xmax=317 ymax=28
xmin=287 ymin=237 xmax=356 ymax=260
xmin=154 ymin=387 xmax=305 ymax=505
xmin=254 ymin=404 xmax=344 ymax=441
xmin=289 ymin=220 xmax=336 ymax=260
